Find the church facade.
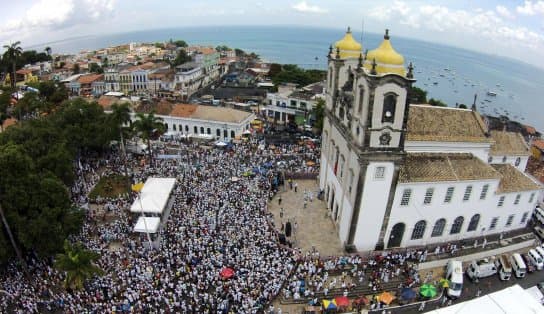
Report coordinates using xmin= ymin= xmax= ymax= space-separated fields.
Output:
xmin=319 ymin=28 xmax=542 ymax=251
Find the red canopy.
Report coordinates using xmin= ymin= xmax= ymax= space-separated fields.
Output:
xmin=335 ymin=296 xmax=350 ymax=307
xmin=220 ymin=267 xmax=235 ymax=279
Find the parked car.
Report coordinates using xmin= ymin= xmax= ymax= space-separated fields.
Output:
xmin=466 ymin=258 xmax=497 ymax=282
xmin=522 ymin=254 xmax=536 ymax=273
xmin=535 ymin=226 xmax=544 ymax=240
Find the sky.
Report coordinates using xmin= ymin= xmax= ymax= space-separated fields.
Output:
xmin=1 ymin=0 xmax=544 ymax=67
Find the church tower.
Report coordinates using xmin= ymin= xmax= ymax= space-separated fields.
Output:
xmin=320 ymin=28 xmax=415 ymax=251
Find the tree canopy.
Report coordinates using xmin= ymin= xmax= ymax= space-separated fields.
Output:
xmin=170 ymin=50 xmax=192 ymax=68
xmin=270 ymin=64 xmax=326 ymax=87
xmin=409 ymin=86 xmax=428 ymax=103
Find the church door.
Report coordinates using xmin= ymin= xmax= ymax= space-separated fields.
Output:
xmin=387 ymin=223 xmax=405 ymax=248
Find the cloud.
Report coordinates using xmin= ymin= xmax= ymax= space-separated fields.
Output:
xmin=292 ymin=1 xmax=327 ymax=14
xmin=516 ymin=1 xmax=544 ymax=15
xmin=496 ymin=5 xmax=514 ymax=19
xmin=0 ymin=0 xmax=115 ymax=43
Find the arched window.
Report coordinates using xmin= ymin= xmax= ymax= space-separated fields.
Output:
xmin=411 ymin=220 xmax=426 ymax=240
xmin=230 ymin=130 xmax=235 ymax=138
xmin=431 ymin=219 xmax=446 ymax=237
xmin=200 ymin=126 xmax=205 ymax=134
xmin=488 ymin=156 xmax=493 ymax=163
xmin=223 ymin=130 xmax=227 ymax=138
xmin=382 ymin=93 xmax=397 ymax=123
xmin=207 ymin=128 xmax=211 ymax=134
xmin=450 ymin=216 xmax=464 ymax=234
xmin=216 ymin=129 xmax=221 ymax=137
xmin=358 ymin=87 xmax=365 ymax=113
xmin=502 ymin=156 xmax=507 ymax=163
xmin=467 ymin=214 xmax=480 ymax=232
xmin=194 ymin=126 xmax=198 ymax=134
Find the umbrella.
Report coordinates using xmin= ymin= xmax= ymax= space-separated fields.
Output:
xmin=322 ymin=299 xmax=337 ymax=310
xmin=420 ymin=283 xmax=438 ymax=298
xmin=377 ymin=291 xmax=395 ymax=305
xmin=335 ymin=296 xmax=350 ymax=307
xmin=400 ymin=287 xmax=416 ymax=300
xmin=353 ymin=296 xmax=369 ymax=305
xmin=439 ymin=278 xmax=450 ymax=288
xmin=215 ymin=141 xmax=227 ymax=147
xmin=220 ymin=267 xmax=234 ymax=279
xmin=230 ymin=177 xmax=239 ymax=182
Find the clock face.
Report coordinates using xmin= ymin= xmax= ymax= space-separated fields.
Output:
xmin=379 ymin=132 xmax=392 ymax=146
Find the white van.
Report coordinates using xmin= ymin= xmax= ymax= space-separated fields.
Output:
xmin=510 ymin=253 xmax=527 ymax=278
xmin=534 ymin=206 xmax=544 ymax=224
xmin=529 ymin=249 xmax=544 ymax=270
xmin=446 ymin=260 xmax=463 ymax=298
xmin=535 ymin=246 xmax=544 ymax=267
xmin=466 ymin=258 xmax=498 ymax=282
xmin=496 ymin=254 xmax=512 ymax=281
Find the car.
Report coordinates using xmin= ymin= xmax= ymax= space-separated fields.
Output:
xmin=522 ymin=254 xmax=536 ymax=273
xmin=535 ymin=226 xmax=544 ymax=240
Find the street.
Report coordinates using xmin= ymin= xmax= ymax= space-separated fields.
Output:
xmin=383 ymin=266 xmax=544 ymax=313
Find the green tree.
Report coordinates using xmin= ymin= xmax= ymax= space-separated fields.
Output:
xmin=429 ymin=98 xmax=447 ymax=107
xmin=132 ymin=112 xmax=165 ymax=165
xmin=109 ymin=103 xmax=132 ymax=177
xmin=44 ymin=46 xmax=52 ymax=56
xmin=409 ymin=86 xmax=427 ymax=103
xmin=54 ymin=241 xmax=103 ymax=290
xmin=88 ymin=63 xmax=103 ymax=74
xmin=271 ymin=64 xmax=326 ymax=87
xmin=173 ymin=40 xmax=188 ymax=48
xmin=154 ymin=42 xmax=164 ymax=49
xmin=170 ymin=50 xmax=191 ymax=68
xmin=3 ymin=41 xmax=23 ymax=89
xmin=215 ymin=45 xmax=229 ymax=52
xmin=312 ymin=98 xmax=325 ymax=132
xmin=72 ymin=63 xmax=80 ymax=74
xmin=234 ymin=48 xmax=245 ymax=57
xmin=458 ymin=104 xmax=468 ymax=109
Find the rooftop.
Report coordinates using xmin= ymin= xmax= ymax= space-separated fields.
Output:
xmin=407 ymin=105 xmax=491 ymax=143
xmin=489 ymin=130 xmax=530 ymax=156
xmin=169 ymin=104 xmax=253 ymax=123
xmin=533 ymin=139 xmax=544 ymax=151
xmin=399 ymin=153 xmax=500 ymax=183
xmin=491 ymin=164 xmax=541 ymax=193
xmin=78 ymin=74 xmax=103 ymax=85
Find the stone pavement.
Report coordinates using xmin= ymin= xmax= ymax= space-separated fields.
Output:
xmin=268 ymin=179 xmax=344 ymax=257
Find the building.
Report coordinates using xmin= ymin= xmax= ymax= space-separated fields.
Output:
xmin=263 ymin=82 xmax=325 ymax=125
xmin=134 ymin=104 xmax=255 ymax=141
xmin=531 ymin=139 xmax=544 ymax=162
xmin=319 ymin=28 xmax=542 ymax=252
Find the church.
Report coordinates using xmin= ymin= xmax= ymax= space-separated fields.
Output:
xmin=319 ymin=28 xmax=542 ymax=252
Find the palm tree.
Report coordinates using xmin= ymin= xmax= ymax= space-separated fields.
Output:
xmin=3 ymin=41 xmax=23 ymax=89
xmin=132 ymin=112 xmax=165 ymax=166
xmin=109 ymin=103 xmax=132 ymax=177
xmin=44 ymin=46 xmax=52 ymax=56
xmin=54 ymin=241 xmax=103 ymax=290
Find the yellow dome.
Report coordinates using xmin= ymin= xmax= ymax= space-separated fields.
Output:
xmin=364 ymin=29 xmax=405 ymax=76
xmin=334 ymin=27 xmax=362 ymax=59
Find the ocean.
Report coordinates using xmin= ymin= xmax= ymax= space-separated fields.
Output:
xmin=27 ymin=26 xmax=544 ymax=131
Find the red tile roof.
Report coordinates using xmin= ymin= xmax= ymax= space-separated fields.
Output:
xmin=78 ymin=74 xmax=103 ymax=85
xmin=533 ymin=139 xmax=544 ymax=151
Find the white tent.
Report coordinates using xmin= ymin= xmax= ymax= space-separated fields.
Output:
xmin=425 ymin=284 xmax=543 ymax=314
xmin=133 ymin=216 xmax=161 ymax=233
xmin=130 ymin=177 xmax=176 ymax=214
xmin=215 ymin=141 xmax=228 ymax=147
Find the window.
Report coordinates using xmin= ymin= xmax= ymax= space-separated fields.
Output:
xmin=480 ymin=184 xmax=489 ymax=200
xmin=164 ymin=123 xmax=169 ymax=130
xmin=450 ymin=216 xmax=464 ymax=234
xmin=230 ymin=130 xmax=235 ymax=138
xmin=358 ymin=88 xmax=365 ymax=113
xmin=498 ymin=196 xmax=505 ymax=207
xmin=207 ymin=128 xmax=211 ymax=134
xmin=223 ymin=130 xmax=227 ymax=138
xmin=463 ymin=185 xmax=472 ymax=201
xmin=490 ymin=217 xmax=499 ymax=230
xmin=216 ymin=129 xmax=221 ymax=137
xmin=200 ymin=127 xmax=205 ymax=134
xmin=521 ymin=212 xmax=529 ymax=224
xmin=467 ymin=214 xmax=480 ymax=232
xmin=400 ymin=189 xmax=412 ymax=206
xmin=515 ymin=157 xmax=521 ymax=166
xmin=431 ymin=219 xmax=446 ymax=237
xmin=290 ymin=100 xmax=297 ymax=107
xmin=173 ymin=124 xmax=176 ymax=131
xmin=179 ymin=124 xmax=182 ymax=131
xmin=488 ymin=156 xmax=493 ymax=163
xmin=514 ymin=194 xmax=521 ymax=205
xmin=411 ymin=220 xmax=426 ymax=240
xmin=382 ymin=93 xmax=396 ymax=123
xmin=444 ymin=187 xmax=454 ymax=203
xmin=375 ymin=166 xmax=385 ymax=179
xmin=505 ymin=214 xmax=515 ymax=227
xmin=194 ymin=126 xmax=198 ymax=134
xmin=424 ymin=188 xmax=434 ymax=205
xmin=300 ymin=102 xmax=307 ymax=109
xmin=529 ymin=193 xmax=535 ymax=203
xmin=185 ymin=125 xmax=189 ymax=132
xmin=502 ymin=156 xmax=507 ymax=163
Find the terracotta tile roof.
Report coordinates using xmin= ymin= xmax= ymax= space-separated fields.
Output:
xmin=136 ymin=101 xmax=173 ymax=115
xmin=399 ymin=153 xmax=500 ymax=183
xmin=170 ymin=104 xmax=198 ymax=117
xmin=525 ymin=125 xmax=537 ymax=135
xmin=527 ymin=157 xmax=544 ymax=184
xmin=97 ymin=95 xmax=120 ymax=110
xmin=78 ymin=74 xmax=103 ymax=85
xmin=489 ymin=131 xmax=530 ymax=156
xmin=407 ymin=105 xmax=491 ymax=143
xmin=533 ymin=139 xmax=544 ymax=151
xmin=169 ymin=104 xmax=253 ymax=123
xmin=198 ymin=47 xmax=216 ymax=55
xmin=491 ymin=164 xmax=541 ymax=193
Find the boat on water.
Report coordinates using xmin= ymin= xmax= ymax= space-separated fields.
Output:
xmin=486 ymin=91 xmax=497 ymax=96
xmin=433 ymin=82 xmax=438 ymax=85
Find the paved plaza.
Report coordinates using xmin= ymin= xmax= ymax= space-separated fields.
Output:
xmin=268 ymin=179 xmax=345 ymax=257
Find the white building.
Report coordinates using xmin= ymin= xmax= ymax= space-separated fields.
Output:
xmin=319 ymin=28 xmax=542 ymax=252
xmin=134 ymin=104 xmax=255 ymax=141
xmin=263 ymin=82 xmax=325 ymax=125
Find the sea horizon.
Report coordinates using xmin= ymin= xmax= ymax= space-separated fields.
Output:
xmin=23 ymin=25 xmax=544 ymax=131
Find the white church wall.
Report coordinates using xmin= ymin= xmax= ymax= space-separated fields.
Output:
xmin=405 ymin=141 xmax=491 ymax=162
xmin=488 ymin=155 xmax=529 ymax=172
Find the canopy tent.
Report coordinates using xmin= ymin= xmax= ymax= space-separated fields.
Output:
xmin=424 ymin=285 xmax=543 ymax=314
xmin=215 ymin=141 xmax=228 ymax=147
xmin=133 ymin=216 xmax=161 ymax=233
xmin=130 ymin=177 xmax=176 ymax=214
